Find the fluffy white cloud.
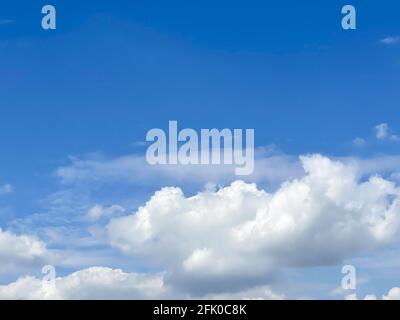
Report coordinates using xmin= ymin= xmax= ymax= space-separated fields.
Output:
xmin=345 ymin=287 xmax=400 ymax=300
xmin=382 ymin=287 xmax=400 ymax=300
xmin=364 ymin=294 xmax=378 ymax=300
xmin=0 ymin=228 xmax=49 ymax=275
xmin=106 ymin=155 xmax=400 ymax=294
xmin=0 ymin=267 xmax=166 ymax=300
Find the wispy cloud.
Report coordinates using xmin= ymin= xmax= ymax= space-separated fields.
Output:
xmin=353 ymin=137 xmax=366 ymax=147
xmin=0 ymin=19 xmax=14 ymax=25
xmin=375 ymin=123 xmax=389 ymax=139
xmin=380 ymin=36 xmax=400 ymax=45
xmin=0 ymin=184 xmax=13 ymax=195
xmin=55 ymin=150 xmax=302 ymax=187
xmin=374 ymin=123 xmax=399 ymax=142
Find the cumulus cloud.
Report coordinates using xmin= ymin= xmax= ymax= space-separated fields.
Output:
xmin=0 ymin=266 xmax=287 ymax=300
xmin=382 ymin=287 xmax=400 ymax=300
xmin=345 ymin=287 xmax=400 ymax=300
xmin=0 ymin=267 xmax=166 ymax=300
xmin=106 ymin=155 xmax=400 ymax=294
xmin=0 ymin=228 xmax=50 ymax=275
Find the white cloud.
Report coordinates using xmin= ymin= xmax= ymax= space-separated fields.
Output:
xmin=55 ymin=151 xmax=302 ymax=187
xmin=346 ymin=155 xmax=400 ymax=178
xmin=0 ymin=266 xmax=288 ymax=300
xmin=345 ymin=287 xmax=400 ymax=300
xmin=0 ymin=184 xmax=13 ymax=195
xmin=345 ymin=293 xmax=358 ymax=300
xmin=380 ymin=36 xmax=400 ymax=45
xmin=204 ymin=286 xmax=285 ymax=300
xmin=345 ymin=293 xmax=377 ymax=300
xmin=86 ymin=204 xmax=125 ymax=222
xmin=107 ymin=154 xmax=400 ymax=294
xmin=391 ymin=135 xmax=400 ymax=142
xmin=0 ymin=267 xmax=166 ymax=300
xmin=375 ymin=123 xmax=389 ymax=139
xmin=0 ymin=228 xmax=49 ymax=275
xmin=55 ymin=151 xmax=400 ymax=193
xmin=382 ymin=287 xmax=400 ymax=300
xmin=352 ymin=123 xmax=399 ymax=146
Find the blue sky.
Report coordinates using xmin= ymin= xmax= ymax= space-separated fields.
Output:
xmin=1 ymin=0 xmax=400 ymax=299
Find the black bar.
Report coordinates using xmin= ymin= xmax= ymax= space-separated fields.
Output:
xmin=0 ymin=300 xmax=398 ymax=319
